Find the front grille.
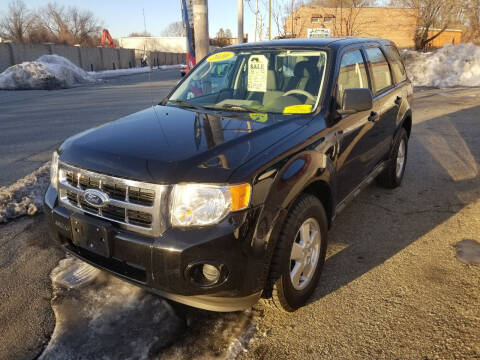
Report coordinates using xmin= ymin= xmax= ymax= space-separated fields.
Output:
xmin=58 ymin=162 xmax=167 ymax=237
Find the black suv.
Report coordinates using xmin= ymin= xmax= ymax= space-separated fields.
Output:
xmin=45 ymin=38 xmax=412 ymax=312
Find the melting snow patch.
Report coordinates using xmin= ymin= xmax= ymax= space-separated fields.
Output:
xmin=455 ymin=239 xmax=480 ymax=265
xmin=90 ymin=67 xmax=152 ymax=79
xmin=41 ymin=257 xmax=185 ymax=360
xmin=0 ymin=55 xmax=95 ymax=90
xmin=0 ymin=162 xmax=50 ymax=223
xmin=41 ymin=256 xmax=260 ymax=359
xmin=403 ymin=43 xmax=480 ymax=88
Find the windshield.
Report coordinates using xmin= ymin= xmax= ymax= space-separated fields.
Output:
xmin=167 ymin=49 xmax=328 ymax=114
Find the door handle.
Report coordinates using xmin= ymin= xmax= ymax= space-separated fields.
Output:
xmin=394 ymin=96 xmax=402 ymax=106
xmin=368 ymin=111 xmax=379 ymax=122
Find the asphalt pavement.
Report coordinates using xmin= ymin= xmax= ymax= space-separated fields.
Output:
xmin=0 ymin=69 xmax=180 ymax=186
xmin=0 ymin=84 xmax=479 ymax=359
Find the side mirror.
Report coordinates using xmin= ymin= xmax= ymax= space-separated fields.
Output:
xmin=338 ymin=88 xmax=373 ymax=115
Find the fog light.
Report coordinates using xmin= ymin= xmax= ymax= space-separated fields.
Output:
xmin=202 ymin=264 xmax=220 ymax=283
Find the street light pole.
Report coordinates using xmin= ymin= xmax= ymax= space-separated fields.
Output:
xmin=238 ymin=0 xmax=244 ymax=44
xmin=268 ymin=0 xmax=271 ymax=40
xmin=254 ymin=0 xmax=258 ymax=42
xmin=193 ymin=0 xmax=209 ymax=61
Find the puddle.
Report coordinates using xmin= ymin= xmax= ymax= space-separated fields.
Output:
xmin=40 ymin=256 xmax=257 ymax=359
xmin=455 ymin=239 xmax=480 ymax=265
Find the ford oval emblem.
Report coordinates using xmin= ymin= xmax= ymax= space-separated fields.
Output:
xmin=83 ymin=189 xmax=109 ymax=207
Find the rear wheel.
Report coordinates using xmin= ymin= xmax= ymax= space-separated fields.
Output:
xmin=268 ymin=194 xmax=328 ymax=312
xmin=377 ymin=127 xmax=408 ymax=188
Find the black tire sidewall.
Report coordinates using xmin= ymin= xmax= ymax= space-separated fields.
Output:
xmin=392 ymin=128 xmax=408 ymax=185
xmin=277 ymin=196 xmax=328 ymax=309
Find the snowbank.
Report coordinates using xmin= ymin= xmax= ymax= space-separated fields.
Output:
xmin=0 ymin=54 xmax=185 ymax=90
xmin=90 ymin=66 xmax=151 ymax=79
xmin=0 ymin=163 xmax=50 ymax=223
xmin=0 ymin=55 xmax=95 ymax=90
xmin=403 ymin=43 xmax=480 ymax=88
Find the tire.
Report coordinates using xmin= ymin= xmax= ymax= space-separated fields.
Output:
xmin=376 ymin=127 xmax=408 ymax=189
xmin=268 ymin=194 xmax=328 ymax=312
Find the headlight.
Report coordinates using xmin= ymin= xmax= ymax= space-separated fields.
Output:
xmin=171 ymin=183 xmax=251 ymax=227
xmin=50 ymin=151 xmax=59 ymax=190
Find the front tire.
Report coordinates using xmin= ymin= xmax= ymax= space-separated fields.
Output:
xmin=268 ymin=194 xmax=328 ymax=312
xmin=377 ymin=127 xmax=408 ymax=189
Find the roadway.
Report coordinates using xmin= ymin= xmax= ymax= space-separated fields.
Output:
xmin=0 ymin=69 xmax=180 ymax=186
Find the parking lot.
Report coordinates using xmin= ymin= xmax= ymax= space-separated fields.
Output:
xmin=0 ymin=72 xmax=479 ymax=359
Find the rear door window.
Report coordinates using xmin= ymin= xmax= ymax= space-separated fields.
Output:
xmin=336 ymin=49 xmax=369 ymax=104
xmin=383 ymin=45 xmax=407 ymax=83
xmin=365 ymin=47 xmax=393 ymax=94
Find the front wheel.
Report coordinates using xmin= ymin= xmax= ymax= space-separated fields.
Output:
xmin=268 ymin=194 xmax=328 ymax=312
xmin=377 ymin=127 xmax=408 ymax=188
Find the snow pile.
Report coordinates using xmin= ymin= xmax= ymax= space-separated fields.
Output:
xmin=403 ymin=43 xmax=480 ymax=88
xmin=91 ymin=66 xmax=151 ymax=79
xmin=0 ymin=163 xmax=50 ymax=223
xmin=158 ymin=64 xmax=185 ymax=70
xmin=0 ymin=54 xmax=95 ymax=90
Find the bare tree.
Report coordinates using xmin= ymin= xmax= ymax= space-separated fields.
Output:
xmin=0 ymin=0 xmax=34 ymax=43
xmin=161 ymin=21 xmax=184 ymax=37
xmin=34 ymin=3 xmax=101 ymax=45
xmin=458 ymin=0 xmax=480 ymax=44
xmin=390 ymin=0 xmax=462 ymax=50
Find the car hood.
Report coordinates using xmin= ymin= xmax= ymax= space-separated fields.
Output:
xmin=59 ymin=105 xmax=309 ymax=183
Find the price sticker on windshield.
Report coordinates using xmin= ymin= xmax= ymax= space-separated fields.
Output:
xmin=247 ymin=55 xmax=268 ymax=92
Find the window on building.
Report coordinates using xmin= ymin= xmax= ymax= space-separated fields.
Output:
xmin=311 ymin=16 xmax=322 ymax=23
xmin=324 ymin=16 xmax=334 ymax=23
xmin=337 ymin=49 xmax=369 ymax=105
xmin=383 ymin=45 xmax=407 ymax=83
xmin=365 ymin=47 xmax=393 ymax=94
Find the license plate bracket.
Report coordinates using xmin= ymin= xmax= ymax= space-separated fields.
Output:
xmin=70 ymin=213 xmax=113 ymax=257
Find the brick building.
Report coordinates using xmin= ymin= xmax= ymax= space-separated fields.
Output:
xmin=285 ymin=6 xmax=462 ymax=49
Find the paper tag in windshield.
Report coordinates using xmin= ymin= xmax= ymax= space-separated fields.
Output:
xmin=247 ymin=55 xmax=268 ymax=92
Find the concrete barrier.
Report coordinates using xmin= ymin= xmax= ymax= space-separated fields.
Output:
xmin=118 ymin=48 xmax=135 ymax=68
xmin=50 ymin=44 xmax=81 ymax=67
xmin=0 ymin=42 xmax=183 ymax=72
xmin=100 ymin=48 xmax=119 ymax=70
xmin=0 ymin=43 xmax=13 ymax=72
xmin=79 ymin=47 xmax=103 ymax=71
xmin=9 ymin=43 xmax=51 ymax=64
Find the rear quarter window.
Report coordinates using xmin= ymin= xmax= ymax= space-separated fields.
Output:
xmin=365 ymin=47 xmax=393 ymax=94
xmin=384 ymin=45 xmax=407 ymax=83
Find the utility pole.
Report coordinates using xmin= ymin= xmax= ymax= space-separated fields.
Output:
xmin=254 ymin=0 xmax=258 ymax=42
xmin=291 ymin=0 xmax=294 ymax=37
xmin=143 ymin=8 xmax=146 ymax=34
xmin=193 ymin=0 xmax=209 ymax=61
xmin=268 ymin=0 xmax=271 ymax=40
xmin=238 ymin=0 xmax=244 ymax=44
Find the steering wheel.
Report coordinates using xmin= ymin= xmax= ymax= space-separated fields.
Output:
xmin=282 ymin=89 xmax=316 ymax=102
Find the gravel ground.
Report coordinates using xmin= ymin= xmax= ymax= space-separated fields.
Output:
xmin=240 ymin=87 xmax=480 ymax=359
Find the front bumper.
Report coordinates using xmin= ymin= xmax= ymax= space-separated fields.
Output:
xmin=44 ymin=185 xmax=265 ymax=311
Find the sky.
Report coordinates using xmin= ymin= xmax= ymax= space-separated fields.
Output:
xmin=0 ymin=0 xmax=265 ymax=40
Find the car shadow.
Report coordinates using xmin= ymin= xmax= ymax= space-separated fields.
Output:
xmin=309 ymin=103 xmax=480 ymax=303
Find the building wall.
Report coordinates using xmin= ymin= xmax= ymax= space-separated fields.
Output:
xmin=119 ymin=37 xmax=187 ymax=53
xmin=427 ymin=29 xmax=463 ymax=48
xmin=287 ymin=7 xmax=419 ymax=48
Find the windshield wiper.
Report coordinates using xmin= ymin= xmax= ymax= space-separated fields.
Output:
xmin=204 ymin=104 xmax=261 ymax=113
xmin=166 ymin=99 xmax=205 ymax=111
